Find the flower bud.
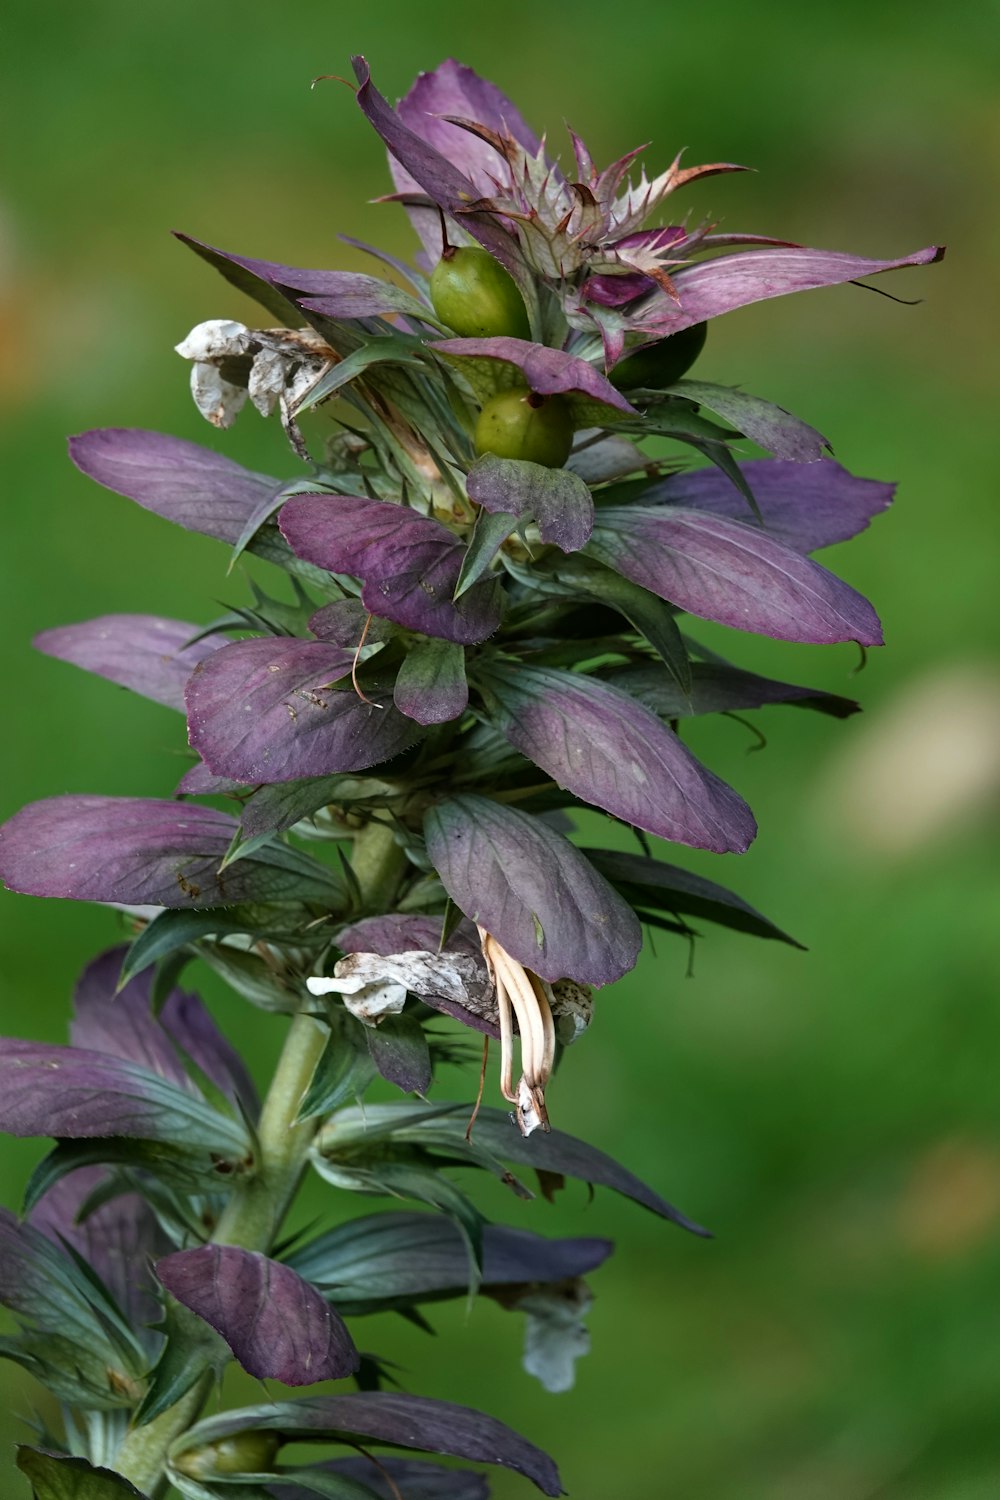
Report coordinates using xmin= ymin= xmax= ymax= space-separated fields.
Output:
xmin=173 ymin=1430 xmax=281 ymax=1479
xmin=431 ymin=247 xmax=531 ymax=339
xmin=609 ymin=321 xmax=708 ymax=391
xmin=474 ymin=388 xmax=574 ymax=468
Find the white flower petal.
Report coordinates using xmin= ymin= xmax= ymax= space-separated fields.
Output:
xmin=175 ymin=318 xmax=250 ymax=361
xmin=247 ymin=347 xmax=288 ymax=416
xmin=188 ymin=363 xmax=248 ymax=428
xmin=519 ymin=1281 xmax=593 ymax=1393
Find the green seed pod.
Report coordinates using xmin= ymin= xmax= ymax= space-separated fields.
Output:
xmin=474 ymin=388 xmax=574 ymax=468
xmin=609 ymin=321 xmax=708 ymax=391
xmin=174 ymin=1430 xmax=281 ymax=1479
xmin=430 ymin=247 xmax=531 ymax=340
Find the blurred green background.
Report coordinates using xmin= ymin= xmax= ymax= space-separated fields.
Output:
xmin=1 ymin=1 xmax=998 ymax=1495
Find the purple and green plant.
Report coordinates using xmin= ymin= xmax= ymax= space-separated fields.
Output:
xmin=0 ymin=56 xmax=941 ymax=1500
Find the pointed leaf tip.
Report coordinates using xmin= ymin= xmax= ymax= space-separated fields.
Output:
xmin=176 ymin=1391 xmax=562 ymax=1494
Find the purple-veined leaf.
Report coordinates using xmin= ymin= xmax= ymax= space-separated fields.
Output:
xmin=68 ymin=429 xmax=282 ymax=545
xmin=352 ymin=57 xmax=528 ymax=283
xmin=175 ymin=233 xmax=425 ymax=354
xmin=296 ymin=276 xmax=432 ymax=323
xmin=0 ymin=796 xmax=343 ymax=906
xmin=28 ymin=1167 xmax=167 ymax=1337
xmin=365 ymin=1014 xmax=433 ymax=1095
xmin=478 ymin=661 xmax=755 ymax=853
xmin=271 ymin=1456 xmax=489 ymax=1500
xmin=588 ymin=506 xmax=883 ymax=644
xmin=608 ymin=660 xmax=860 ymax=720
xmin=308 ymin=599 xmax=395 ymax=647
xmin=391 ymin=58 xmax=547 ymax=239
xmin=286 ymin=1209 xmax=611 ymax=1312
xmin=423 ymin=794 xmax=641 ymax=986
xmin=35 ymin=615 xmax=229 ymax=712
xmin=337 ymin=913 xmax=480 ymax=958
xmin=0 ymin=1041 xmax=251 ymax=1158
xmin=393 ymin=638 xmax=469 ymax=724
xmin=155 ymin=1245 xmax=359 ymax=1385
xmin=160 ymin=986 xmax=260 ymax=1114
xmin=647 ymin=241 xmax=945 ymax=334
xmin=16 ymin=1448 xmax=150 ymax=1500
xmin=174 ymin=232 xmax=313 ymax=324
xmin=664 ymin=381 xmax=829 ymax=461
xmin=434 ymin=336 xmax=634 ymax=420
xmin=175 ymin=761 xmax=245 ymax=797
xmin=185 ymin=637 xmax=419 ymax=784
xmin=71 ymin=947 xmax=257 ymax=1112
xmin=72 ymin=947 xmax=189 ymax=1088
xmin=582 ymin=848 xmax=803 ymax=947
xmin=640 ymin=457 xmax=895 ymax=552
xmin=280 ymin=494 xmax=503 ymax=644
xmin=340 ymin=232 xmax=431 ymax=291
xmin=175 ymin=1389 xmax=562 ymax=1495
xmin=467 ymin=454 xmax=594 ymax=553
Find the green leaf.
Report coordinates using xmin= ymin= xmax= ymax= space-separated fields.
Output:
xmin=392 ymin=638 xmax=468 ymax=726
xmin=320 ymin=1101 xmax=708 ymax=1232
xmin=132 ymin=1301 xmax=225 ymax=1428
xmin=119 ymin=909 xmax=276 ymax=987
xmin=227 ymin=481 xmax=331 ymax=574
xmin=314 ymin=1100 xmax=465 ymax=1151
xmin=454 ymin=509 xmax=519 ymax=598
xmin=547 ymin=554 xmax=691 ymax=694
xmin=243 ymin=1469 xmax=381 ymax=1499
xmin=663 ymin=379 xmax=829 ymax=460
xmin=23 ymin=1138 xmax=245 ymax=1218
xmin=308 ymin=1156 xmax=484 ymax=1295
xmin=195 ymin=943 xmax=304 ymax=1014
xmin=217 ymin=829 xmax=287 ymax=872
xmin=294 ymin=334 xmax=426 ymax=415
xmin=16 ymin=1449 xmax=150 ymax=1500
xmin=297 ymin=1016 xmax=375 ymax=1121
xmin=0 ymin=1331 xmax=139 ymax=1412
xmin=616 ymin=397 xmax=765 ymax=524
xmin=583 ymin=847 xmax=805 ymax=947
xmin=622 ymin=400 xmax=738 ymax=446
xmin=239 ymin=777 xmax=348 ymax=840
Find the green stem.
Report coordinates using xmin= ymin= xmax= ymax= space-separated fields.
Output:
xmin=114 ymin=818 xmax=406 ymax=1492
xmin=114 ymin=1376 xmax=212 ymax=1497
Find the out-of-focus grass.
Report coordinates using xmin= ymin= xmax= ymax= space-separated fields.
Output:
xmin=1 ymin=2 xmax=997 ymax=1495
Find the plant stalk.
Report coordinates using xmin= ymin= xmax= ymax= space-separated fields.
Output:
xmin=114 ymin=818 xmax=406 ymax=1493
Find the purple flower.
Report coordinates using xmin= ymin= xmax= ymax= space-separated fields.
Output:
xmin=355 ymin=55 xmax=943 ymax=362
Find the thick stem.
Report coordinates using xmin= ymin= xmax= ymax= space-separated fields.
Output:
xmin=114 ymin=1376 xmax=212 ymax=1497
xmin=114 ymin=819 xmax=406 ymax=1491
